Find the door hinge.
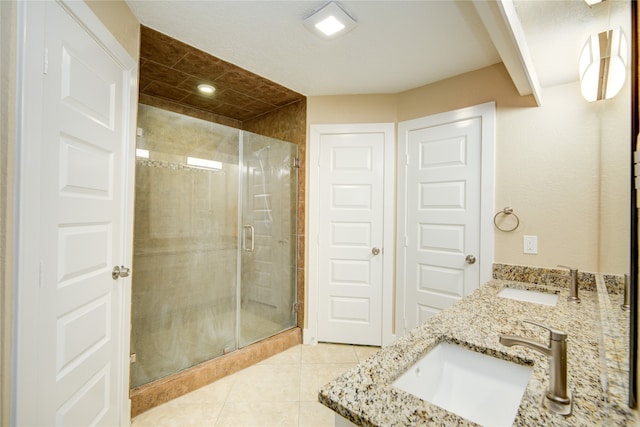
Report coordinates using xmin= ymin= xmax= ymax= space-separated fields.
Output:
xmin=293 ymin=157 xmax=300 ymax=169
xmin=293 ymin=302 xmax=300 ymax=313
xmin=43 ymin=48 xmax=49 ymax=74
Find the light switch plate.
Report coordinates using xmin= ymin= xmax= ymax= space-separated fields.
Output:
xmin=524 ymin=235 xmax=538 ymax=254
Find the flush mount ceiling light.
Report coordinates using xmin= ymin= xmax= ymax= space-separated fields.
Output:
xmin=584 ymin=0 xmax=605 ymax=6
xmin=303 ymin=2 xmax=357 ymax=39
xmin=579 ymin=27 xmax=627 ymax=102
xmin=197 ymin=83 xmax=215 ymax=95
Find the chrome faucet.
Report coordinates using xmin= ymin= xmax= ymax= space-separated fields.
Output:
xmin=547 ymin=265 xmax=580 ymax=303
xmin=499 ymin=320 xmax=572 ymax=416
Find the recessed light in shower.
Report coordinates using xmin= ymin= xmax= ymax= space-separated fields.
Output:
xmin=197 ymin=84 xmax=215 ymax=95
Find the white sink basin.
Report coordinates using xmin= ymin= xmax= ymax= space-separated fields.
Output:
xmin=392 ymin=342 xmax=532 ymax=426
xmin=497 ymin=287 xmax=559 ymax=306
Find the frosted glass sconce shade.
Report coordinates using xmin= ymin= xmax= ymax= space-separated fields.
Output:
xmin=579 ymin=27 xmax=627 ymax=102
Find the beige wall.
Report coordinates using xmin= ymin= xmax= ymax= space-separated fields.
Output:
xmin=1 ymin=2 xmax=16 ymax=425
xmin=308 ymin=94 xmax=399 ymax=124
xmin=307 ymin=63 xmax=630 ymax=275
xmin=397 ymin=63 xmax=536 ymax=121
xmin=86 ymin=0 xmax=140 ymax=60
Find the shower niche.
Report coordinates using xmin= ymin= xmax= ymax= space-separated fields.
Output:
xmin=130 ymin=104 xmax=298 ymax=388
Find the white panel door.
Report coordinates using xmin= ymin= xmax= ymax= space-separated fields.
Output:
xmin=18 ymin=2 xmax=134 ymax=425
xmin=400 ymin=117 xmax=481 ymax=330
xmin=317 ymin=133 xmax=385 ymax=345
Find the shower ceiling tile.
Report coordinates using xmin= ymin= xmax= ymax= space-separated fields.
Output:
xmin=181 ymin=93 xmax=225 ymax=110
xmin=213 ymin=104 xmax=256 ymax=121
xmin=139 ymin=26 xmax=305 ymax=123
xmin=207 ymin=89 xmax=256 ymax=108
xmin=140 ymin=28 xmax=189 ymax=67
xmin=173 ymin=52 xmax=229 ymax=81
xmin=244 ymin=100 xmax=275 ymax=115
xmin=251 ymin=84 xmax=301 ymax=107
xmin=143 ymin=81 xmax=190 ymax=103
xmin=141 ymin=60 xmax=189 ymax=87
xmin=214 ymin=70 xmax=265 ymax=95
xmin=139 ymin=76 xmax=153 ymax=92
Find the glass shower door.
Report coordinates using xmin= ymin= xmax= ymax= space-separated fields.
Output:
xmin=130 ymin=105 xmax=240 ymax=388
xmin=239 ymin=132 xmax=298 ymax=347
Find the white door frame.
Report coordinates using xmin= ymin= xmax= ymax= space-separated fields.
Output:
xmin=395 ymin=102 xmax=495 ymax=337
xmin=306 ymin=123 xmax=396 ymax=346
xmin=14 ymin=1 xmax=137 ymax=424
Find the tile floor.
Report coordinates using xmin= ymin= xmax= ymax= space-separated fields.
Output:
xmin=130 ymin=343 xmax=380 ymax=427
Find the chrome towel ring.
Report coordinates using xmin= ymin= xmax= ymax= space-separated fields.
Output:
xmin=493 ymin=207 xmax=520 ymax=232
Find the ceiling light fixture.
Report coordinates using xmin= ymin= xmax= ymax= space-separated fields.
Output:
xmin=197 ymin=83 xmax=215 ymax=95
xmin=579 ymin=27 xmax=627 ymax=102
xmin=303 ymin=2 xmax=357 ymax=39
xmin=584 ymin=0 xmax=605 ymax=6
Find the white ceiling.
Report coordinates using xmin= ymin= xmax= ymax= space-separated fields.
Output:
xmin=126 ymin=0 xmax=631 ymax=98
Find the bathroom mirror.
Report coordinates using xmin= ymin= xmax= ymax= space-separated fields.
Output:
xmin=515 ymin=0 xmax=635 ymax=408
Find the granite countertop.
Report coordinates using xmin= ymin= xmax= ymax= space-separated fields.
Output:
xmin=318 ymin=279 xmax=635 ymax=426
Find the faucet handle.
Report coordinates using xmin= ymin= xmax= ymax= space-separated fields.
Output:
xmin=523 ymin=320 xmax=567 ymax=341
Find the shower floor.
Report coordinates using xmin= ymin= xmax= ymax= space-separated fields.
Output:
xmin=240 ymin=306 xmax=292 ymax=346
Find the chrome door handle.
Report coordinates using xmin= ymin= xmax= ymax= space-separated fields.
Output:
xmin=243 ymin=225 xmax=255 ymax=252
xmin=112 ymin=265 xmax=131 ymax=280
xmin=372 ymin=247 xmax=381 ymax=256
xmin=465 ymin=255 xmax=476 ymax=264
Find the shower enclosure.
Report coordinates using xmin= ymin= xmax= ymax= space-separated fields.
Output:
xmin=130 ymin=105 xmax=298 ymax=388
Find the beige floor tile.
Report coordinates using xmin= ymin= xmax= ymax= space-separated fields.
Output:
xmin=131 ymin=342 xmax=369 ymax=427
xmin=354 ymin=345 xmax=380 ymax=362
xmin=258 ymin=344 xmax=302 ymax=365
xmin=227 ymin=363 xmax=301 ymax=402
xmin=301 ymin=343 xmax=359 ymax=364
xmin=298 ymin=401 xmax=336 ymax=427
xmin=300 ymin=363 xmax=355 ymax=402
xmin=131 ymin=400 xmax=224 ymax=427
xmin=215 ymin=401 xmax=299 ymax=426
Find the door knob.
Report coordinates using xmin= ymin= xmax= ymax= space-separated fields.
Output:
xmin=372 ymin=247 xmax=381 ymax=256
xmin=112 ymin=265 xmax=131 ymax=280
xmin=465 ymin=255 xmax=476 ymax=264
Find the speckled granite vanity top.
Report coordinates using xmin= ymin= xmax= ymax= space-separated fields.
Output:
xmin=318 ymin=279 xmax=635 ymax=426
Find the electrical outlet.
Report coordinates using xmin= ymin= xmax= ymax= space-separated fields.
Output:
xmin=524 ymin=235 xmax=538 ymax=254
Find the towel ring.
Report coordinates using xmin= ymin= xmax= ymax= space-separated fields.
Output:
xmin=493 ymin=207 xmax=520 ymax=232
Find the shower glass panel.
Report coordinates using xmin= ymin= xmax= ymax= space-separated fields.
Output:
xmin=130 ymin=105 xmax=297 ymax=389
xmin=239 ymin=133 xmax=298 ymax=347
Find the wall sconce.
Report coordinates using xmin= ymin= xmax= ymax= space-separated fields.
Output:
xmin=579 ymin=27 xmax=628 ymax=102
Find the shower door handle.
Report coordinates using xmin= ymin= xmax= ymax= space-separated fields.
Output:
xmin=243 ymin=225 xmax=255 ymax=252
